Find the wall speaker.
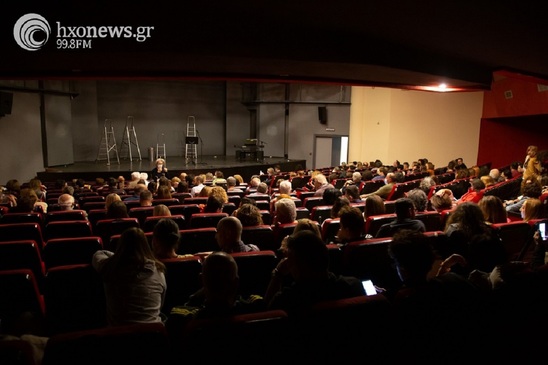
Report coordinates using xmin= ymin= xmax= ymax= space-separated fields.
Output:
xmin=0 ymin=92 xmax=13 ymax=117
xmin=318 ymin=106 xmax=327 ymax=124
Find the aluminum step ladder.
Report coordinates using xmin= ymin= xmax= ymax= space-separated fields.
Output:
xmin=185 ymin=116 xmax=197 ymax=165
xmin=119 ymin=115 xmax=142 ymax=161
xmin=95 ymin=119 xmax=120 ymax=165
xmin=156 ymin=133 xmax=166 ymax=161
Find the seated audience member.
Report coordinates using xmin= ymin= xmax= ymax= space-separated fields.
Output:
xmin=10 ymin=188 xmax=48 ymax=213
xmin=273 ymin=198 xmax=298 ymax=225
xmin=344 ymin=184 xmax=362 ymax=203
xmin=190 ymin=175 xmax=205 ymax=197
xmin=153 ymin=204 xmax=171 ymax=217
xmin=406 ymin=188 xmax=429 ymax=212
xmin=312 ymin=174 xmax=335 ymax=197
xmin=156 ymin=185 xmax=172 ymax=200
xmin=147 ymin=181 xmax=158 ymax=195
xmin=152 ymin=218 xmax=191 ymax=260
xmin=226 ymin=176 xmax=244 ymax=193
xmin=372 ymin=167 xmax=387 ymax=181
xmin=280 ymin=217 xmax=322 ymax=256
xmin=106 ymin=200 xmax=129 ymax=219
xmin=360 ymin=172 xmax=396 ymax=200
xmin=322 ymin=187 xmax=342 ymax=206
xmin=375 ymin=198 xmax=426 ymax=238
xmin=270 ymin=180 xmax=293 ymax=211
xmin=480 ymin=175 xmax=495 ymax=188
xmin=429 ymin=188 xmax=455 ymax=212
xmin=256 ymin=182 xmax=269 ymax=195
xmin=198 ymin=185 xmax=212 ymax=198
xmin=57 ymin=193 xmax=76 ymax=211
xmin=233 ymin=174 xmax=244 ymax=185
xmin=336 ymin=206 xmax=366 ymax=243
xmin=105 ymin=193 xmax=122 ymax=211
xmin=177 ymin=180 xmax=189 ymax=193
xmin=478 ymin=195 xmax=508 ymax=224
xmin=215 ymin=216 xmax=259 ymax=253
xmin=520 ymin=198 xmax=543 ymax=222
xmin=105 ymin=176 xmax=127 ymax=196
xmin=202 ymin=195 xmax=225 ymax=213
xmin=139 ymin=190 xmax=154 ymax=207
xmin=455 ymin=157 xmax=468 ymax=170
xmin=387 ymin=229 xmax=483 ymax=363
xmin=419 ymin=176 xmax=437 ymax=195
xmin=92 ymin=227 xmax=166 ymax=326
xmin=234 ymin=203 xmax=264 ymax=226
xmin=245 ymin=176 xmax=261 ymax=194
xmin=363 ymin=194 xmax=386 ymax=219
xmin=128 ymin=171 xmax=142 ymax=189
xmin=210 ymin=186 xmax=229 ymax=204
xmin=330 ymin=196 xmax=351 ymax=219
xmin=61 ymin=185 xmax=75 ymax=196
xmin=124 ymin=183 xmax=147 ymax=201
xmin=170 ymin=177 xmax=181 ymax=192
xmin=0 ymin=188 xmax=17 ymax=208
xmin=265 ymin=230 xmax=365 ymax=315
xmin=167 ymin=251 xmax=266 ymax=339
xmin=505 ymin=182 xmax=542 ymax=215
xmin=28 ymin=178 xmax=46 ymax=202
xmin=489 ymin=168 xmax=504 ymax=183
xmin=457 ymin=178 xmax=485 ymax=204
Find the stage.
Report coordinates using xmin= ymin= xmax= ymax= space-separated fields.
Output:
xmin=36 ymin=155 xmax=307 ymax=183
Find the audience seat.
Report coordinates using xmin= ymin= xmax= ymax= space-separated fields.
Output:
xmin=160 ymin=256 xmax=202 ymax=315
xmin=178 ymin=227 xmax=219 ymax=254
xmin=415 ymin=211 xmax=443 ymax=232
xmin=94 ymin=218 xmax=140 ymax=251
xmin=222 ymin=202 xmax=237 ymax=216
xmin=81 ymin=201 xmax=106 ymax=212
xmin=43 ymin=263 xmax=107 ymax=335
xmin=142 ymin=215 xmax=186 ymax=233
xmin=172 ymin=192 xmax=192 ymax=204
xmin=0 ymin=240 xmax=46 ymax=293
xmin=182 ymin=197 xmax=208 ymax=205
xmin=42 ymin=322 xmax=170 ymax=365
xmin=310 ymin=205 xmax=333 ymax=225
xmin=303 ymin=197 xmax=324 ymax=212
xmin=44 ymin=220 xmax=93 ymax=242
xmin=0 ymin=212 xmax=43 ymax=228
xmin=42 ymin=236 xmax=103 ymax=270
xmin=87 ymin=209 xmax=107 ymax=229
xmin=321 ymin=218 xmax=340 ymax=244
xmin=128 ymin=206 xmax=155 ymax=227
xmin=365 ymin=213 xmax=397 ymax=237
xmin=231 ymin=250 xmax=277 ymax=297
xmin=241 ymin=225 xmax=276 ymax=251
xmin=189 ymin=212 xmax=228 ymax=229
xmin=152 ymin=198 xmax=180 ymax=207
xmin=492 ymin=221 xmax=534 ymax=261
xmin=0 ymin=269 xmax=46 ymax=336
xmin=360 ymin=180 xmax=384 ymax=195
xmin=296 ymin=207 xmax=310 ymax=220
xmin=168 ymin=204 xmax=201 ymax=228
xmin=341 ymin=238 xmax=401 ymax=291
xmin=0 ymin=222 xmax=45 ymax=251
xmin=44 ymin=210 xmax=88 ymax=225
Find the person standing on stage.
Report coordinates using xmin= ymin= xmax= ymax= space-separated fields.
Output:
xmin=151 ymin=158 xmax=169 ymax=182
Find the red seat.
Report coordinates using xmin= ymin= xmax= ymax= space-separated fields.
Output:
xmin=241 ymin=225 xmax=276 ymax=251
xmin=0 ymin=212 xmax=43 ymax=227
xmin=0 ymin=240 xmax=46 ymax=292
xmin=42 ymin=236 xmax=103 ymax=270
xmin=321 ymin=218 xmax=340 ymax=244
xmin=0 ymin=269 xmax=46 ymax=335
xmin=178 ymin=227 xmax=219 ymax=254
xmin=415 ymin=211 xmax=443 ymax=232
xmin=43 ymin=263 xmax=107 ymax=335
xmin=231 ymin=250 xmax=277 ymax=297
xmin=152 ymin=198 xmax=180 ymax=207
xmin=44 ymin=210 xmax=88 ymax=225
xmin=82 ymin=201 xmax=106 ymax=212
xmin=160 ymin=256 xmax=202 ymax=314
xmin=168 ymin=204 xmax=201 ymax=228
xmin=128 ymin=206 xmax=155 ymax=227
xmin=94 ymin=218 xmax=140 ymax=251
xmin=0 ymin=222 xmax=45 ymax=251
xmin=365 ymin=213 xmax=396 ymax=237
xmin=189 ymin=212 xmax=228 ymax=229
xmin=142 ymin=215 xmax=186 ymax=233
xmin=303 ymin=197 xmax=324 ymax=212
xmin=492 ymin=221 xmax=534 ymax=261
xmin=310 ymin=205 xmax=333 ymax=225
xmin=44 ymin=220 xmax=93 ymax=241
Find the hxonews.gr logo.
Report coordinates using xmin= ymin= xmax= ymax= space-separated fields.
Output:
xmin=13 ymin=13 xmax=51 ymax=51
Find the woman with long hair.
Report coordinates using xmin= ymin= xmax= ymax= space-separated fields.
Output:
xmin=92 ymin=227 xmax=166 ymax=325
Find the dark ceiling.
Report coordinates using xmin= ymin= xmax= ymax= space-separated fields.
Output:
xmin=2 ymin=2 xmax=548 ymax=90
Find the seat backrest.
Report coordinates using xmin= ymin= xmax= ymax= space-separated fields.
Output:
xmin=152 ymin=198 xmax=180 ymax=207
xmin=303 ymin=197 xmax=324 ymax=212
xmin=321 ymin=218 xmax=340 ymax=244
xmin=44 ymin=220 xmax=93 ymax=241
xmin=273 ymin=222 xmax=298 ymax=248
xmin=341 ymin=238 xmax=400 ymax=291
xmin=296 ymin=207 xmax=310 ymax=220
xmin=222 ymin=202 xmax=237 ymax=216
xmin=0 ymin=212 xmax=43 ymax=227
xmin=94 ymin=218 xmax=140 ymax=251
xmin=169 ymin=204 xmax=201 ymax=228
xmin=172 ymin=192 xmax=192 ymax=204
xmin=142 ymin=215 xmax=186 ymax=233
xmin=178 ymin=227 xmax=219 ymax=254
xmin=43 ymin=263 xmax=107 ymax=335
xmin=82 ymin=201 xmax=106 ymax=212
xmin=189 ymin=212 xmax=228 ymax=229
xmin=42 ymin=322 xmax=170 ymax=365
xmin=182 ymin=197 xmax=208 ymax=206
xmin=360 ymin=180 xmax=384 ymax=195
xmin=0 ymin=222 xmax=45 ymax=251
xmin=492 ymin=221 xmax=534 ymax=261
xmin=0 ymin=269 xmax=45 ymax=335
xmin=241 ymin=225 xmax=276 ymax=251
xmin=42 ymin=236 xmax=103 ymax=270
xmin=365 ymin=213 xmax=397 ymax=237
xmin=0 ymin=240 xmax=45 ymax=291
xmin=160 ymin=256 xmax=202 ymax=314
xmin=128 ymin=206 xmax=155 ymax=227
xmin=44 ymin=210 xmax=88 ymax=225
xmin=415 ymin=211 xmax=443 ymax=232
xmin=310 ymin=205 xmax=333 ymax=225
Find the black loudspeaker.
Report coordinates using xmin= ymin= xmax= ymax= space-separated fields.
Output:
xmin=0 ymin=92 xmax=13 ymax=117
xmin=318 ymin=106 xmax=327 ymax=124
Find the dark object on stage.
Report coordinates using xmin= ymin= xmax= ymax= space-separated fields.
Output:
xmin=245 ymin=138 xmax=259 ymax=146
xmin=185 ymin=137 xmax=199 ymax=144
xmin=237 ymin=139 xmax=264 ymax=161
xmin=0 ymin=92 xmax=13 ymax=117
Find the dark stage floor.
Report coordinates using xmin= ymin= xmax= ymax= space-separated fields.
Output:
xmin=37 ymin=155 xmax=307 ymax=183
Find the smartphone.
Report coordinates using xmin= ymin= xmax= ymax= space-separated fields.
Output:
xmin=538 ymin=222 xmax=547 ymax=241
xmin=362 ymin=279 xmax=377 ymax=296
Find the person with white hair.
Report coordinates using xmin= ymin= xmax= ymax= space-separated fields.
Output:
xmin=312 ymin=173 xmax=335 ymax=197
xmin=128 ymin=171 xmax=142 ymax=189
xmin=274 ymin=198 xmax=297 ymax=225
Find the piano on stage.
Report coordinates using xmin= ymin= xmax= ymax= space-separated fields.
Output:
xmin=236 ymin=139 xmax=265 ymax=161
